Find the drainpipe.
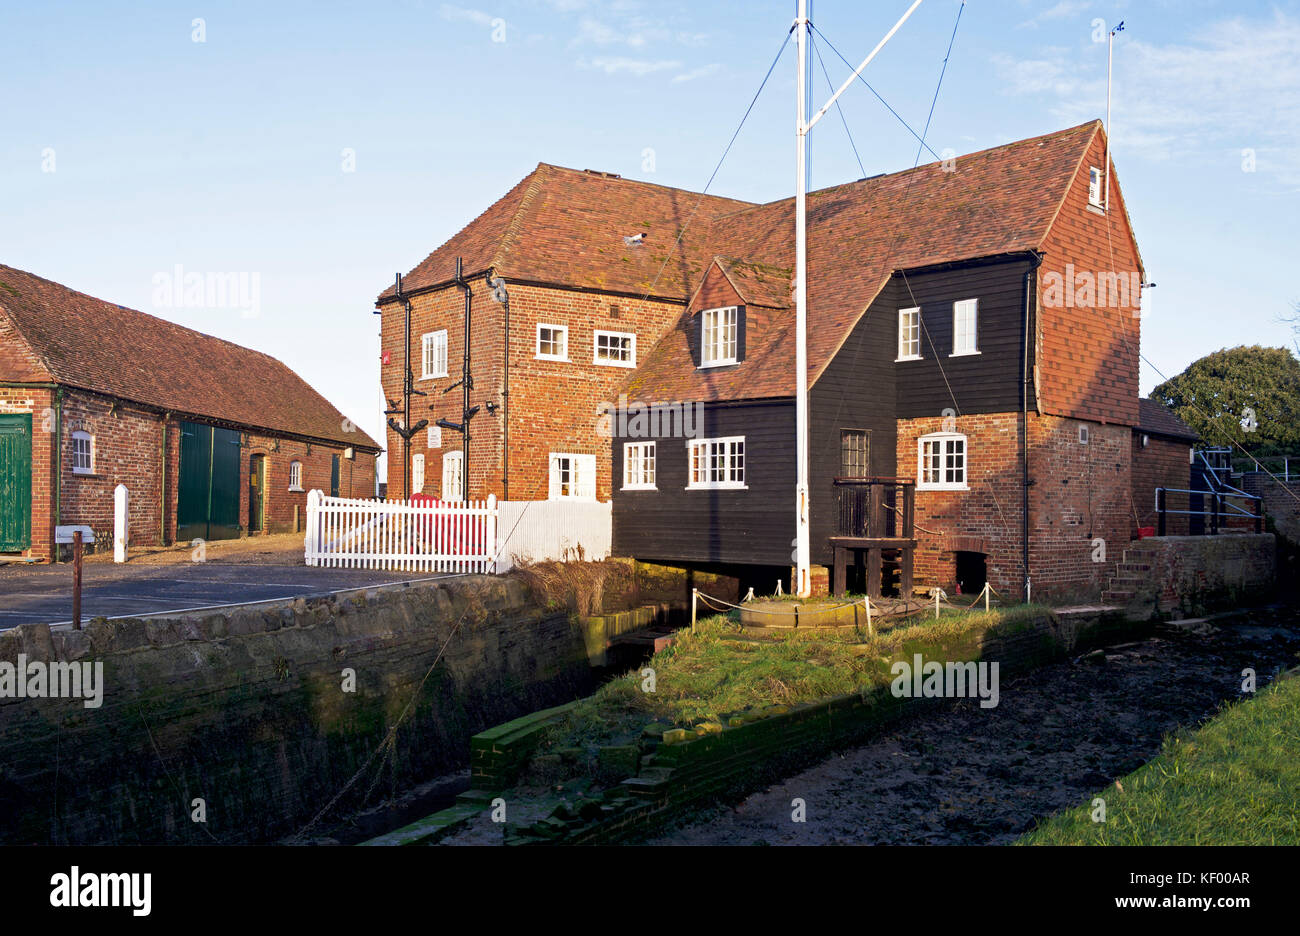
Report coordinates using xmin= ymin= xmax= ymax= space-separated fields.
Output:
xmin=1022 ymin=252 xmax=1043 ymax=602
xmin=54 ymin=386 xmax=63 ymax=562
xmin=160 ymin=416 xmax=168 ymax=545
xmin=487 ymin=268 xmax=509 ymax=501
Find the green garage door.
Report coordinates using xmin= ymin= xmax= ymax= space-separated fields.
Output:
xmin=0 ymin=414 xmax=32 ymax=551
xmin=177 ymin=421 xmax=242 ymax=541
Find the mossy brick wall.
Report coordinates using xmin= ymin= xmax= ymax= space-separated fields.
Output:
xmin=1141 ymin=533 xmax=1275 ymax=614
xmin=509 ymin=608 xmax=1149 ymax=845
xmin=0 ymin=575 xmax=595 ymax=845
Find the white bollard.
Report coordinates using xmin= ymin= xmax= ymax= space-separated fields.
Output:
xmin=113 ymin=483 xmax=128 ymax=563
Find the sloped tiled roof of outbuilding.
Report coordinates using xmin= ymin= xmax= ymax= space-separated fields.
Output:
xmin=0 ymin=264 xmax=379 ymax=450
xmin=1137 ymin=397 xmax=1200 ymax=442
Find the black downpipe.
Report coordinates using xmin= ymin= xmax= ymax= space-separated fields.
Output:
xmin=1022 ymin=252 xmax=1043 ymax=602
xmin=456 ymin=259 xmax=472 ymax=501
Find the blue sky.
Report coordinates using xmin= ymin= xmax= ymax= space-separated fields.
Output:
xmin=3 ymin=0 xmax=1297 ymax=480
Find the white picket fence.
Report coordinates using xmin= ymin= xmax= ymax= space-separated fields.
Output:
xmin=303 ymin=490 xmax=611 ymax=574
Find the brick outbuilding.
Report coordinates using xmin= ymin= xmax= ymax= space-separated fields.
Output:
xmin=0 ymin=264 xmax=379 ymax=561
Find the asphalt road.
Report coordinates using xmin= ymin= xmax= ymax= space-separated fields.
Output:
xmin=0 ymin=562 xmax=451 ymax=629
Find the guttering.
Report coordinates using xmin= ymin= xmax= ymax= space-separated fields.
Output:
xmin=1022 ymin=251 xmax=1044 ymax=603
xmin=375 ymin=273 xmax=692 ymax=309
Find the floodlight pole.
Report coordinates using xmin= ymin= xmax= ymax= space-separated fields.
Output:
xmin=793 ymin=0 xmax=923 ymax=597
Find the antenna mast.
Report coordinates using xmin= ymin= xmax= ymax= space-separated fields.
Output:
xmin=1105 ymin=20 xmax=1124 ymax=211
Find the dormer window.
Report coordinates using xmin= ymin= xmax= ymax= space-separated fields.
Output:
xmin=1088 ymin=166 xmax=1104 ymax=208
xmin=700 ymin=306 xmax=738 ymax=367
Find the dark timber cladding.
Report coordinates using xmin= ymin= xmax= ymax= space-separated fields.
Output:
xmin=892 ymin=254 xmax=1036 ymax=418
xmin=612 ymin=400 xmax=795 ymax=566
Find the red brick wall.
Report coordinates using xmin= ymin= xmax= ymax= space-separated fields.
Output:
xmin=1131 ymin=434 xmax=1192 ymax=536
xmin=1 ymin=386 xmax=376 ymax=559
xmin=897 ymin=411 xmax=1133 ymax=602
xmin=380 ymin=281 xmax=683 ymax=502
xmin=1037 ymin=130 xmax=1142 ymax=427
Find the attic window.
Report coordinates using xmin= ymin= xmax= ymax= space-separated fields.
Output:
xmin=700 ymin=306 xmax=738 ymax=367
xmin=1088 ymin=167 xmax=1104 ymax=208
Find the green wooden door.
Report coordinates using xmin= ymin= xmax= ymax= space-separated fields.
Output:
xmin=330 ymin=454 xmax=340 ymax=497
xmin=0 ymin=414 xmax=32 ymax=551
xmin=176 ymin=421 xmax=242 ymax=541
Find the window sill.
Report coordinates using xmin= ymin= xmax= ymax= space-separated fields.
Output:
xmin=1086 ymin=203 xmax=1106 ymax=215
xmin=621 ymin=484 xmax=657 ymax=492
xmin=698 ymin=360 xmax=738 ymax=369
xmin=535 ymin=355 xmax=570 ymax=363
xmin=917 ymin=484 xmax=969 ymax=493
xmin=288 ymin=486 xmax=304 ymax=493
xmin=895 ymin=355 xmax=923 ymax=363
xmin=419 ymin=374 xmax=447 ymax=381
xmin=594 ymin=359 xmax=637 ymax=369
xmin=685 ymin=484 xmax=748 ymax=492
xmin=948 ymin=350 xmax=981 ymax=358
xmin=71 ymin=470 xmax=97 ymax=477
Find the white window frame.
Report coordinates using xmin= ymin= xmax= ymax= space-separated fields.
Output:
xmin=1088 ymin=166 xmax=1104 ymax=207
xmin=411 ymin=453 xmax=426 ymax=495
xmin=548 ymin=453 xmax=597 ymax=501
xmin=686 ymin=436 xmax=746 ymax=490
xmin=917 ymin=432 xmax=968 ymax=491
xmin=535 ymin=324 xmax=569 ymax=362
xmin=897 ymin=307 xmax=921 ymax=361
xmin=700 ymin=306 xmax=738 ymax=367
xmin=441 ymin=450 xmax=463 ymax=501
xmin=421 ymin=330 xmax=448 ymax=379
xmin=950 ymin=298 xmax=979 ymax=357
xmin=622 ymin=441 xmax=656 ymax=490
xmin=593 ymin=330 xmax=637 ymax=368
xmin=71 ymin=430 xmax=94 ymax=475
xmin=288 ymin=460 xmax=303 ymax=492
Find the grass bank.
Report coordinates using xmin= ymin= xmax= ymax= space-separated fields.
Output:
xmin=539 ymin=603 xmax=1053 ymax=769
xmin=1021 ymin=671 xmax=1300 ymax=845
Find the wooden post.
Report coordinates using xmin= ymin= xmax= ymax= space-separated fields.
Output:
xmin=900 ymin=546 xmax=914 ymax=599
xmin=1156 ymin=488 xmax=1166 ymax=537
xmin=1255 ymin=497 xmax=1264 ymax=534
xmin=866 ymin=547 xmax=881 ymax=598
xmin=72 ymin=530 xmax=83 ymax=631
xmin=691 ymin=587 xmax=698 ymax=634
xmin=868 ymin=483 xmax=884 ymax=538
xmin=832 ymin=545 xmax=847 ymax=597
xmin=902 ymin=484 xmax=915 ymax=537
xmin=864 ymin=596 xmax=873 ymax=639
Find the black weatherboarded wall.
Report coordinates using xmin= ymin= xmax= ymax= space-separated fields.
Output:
xmin=612 ymin=399 xmax=795 ymax=567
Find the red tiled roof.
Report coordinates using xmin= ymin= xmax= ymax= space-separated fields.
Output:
xmin=630 ymin=121 xmax=1104 ymax=402
xmin=377 ymin=164 xmax=757 ymax=303
xmin=1137 ymin=397 xmax=1199 ymax=442
xmin=0 ymin=264 xmax=379 ymax=450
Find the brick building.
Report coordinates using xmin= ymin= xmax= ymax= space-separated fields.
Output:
xmin=378 ymin=121 xmax=1186 ymax=601
xmin=0 ymin=264 xmax=379 ymax=561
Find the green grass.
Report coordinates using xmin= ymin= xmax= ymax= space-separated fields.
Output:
xmin=1021 ymin=672 xmax=1300 ymax=845
xmin=541 ymin=603 xmax=1054 ymax=759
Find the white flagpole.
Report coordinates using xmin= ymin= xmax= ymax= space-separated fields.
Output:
xmin=794 ymin=0 xmax=811 ymax=597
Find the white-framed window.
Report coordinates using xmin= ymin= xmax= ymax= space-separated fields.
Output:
xmin=897 ymin=307 xmax=921 ymax=361
xmin=548 ymin=453 xmax=597 ymax=500
xmin=421 ymin=330 xmax=448 ymax=379
xmin=594 ymin=330 xmax=636 ymax=368
xmin=442 ymin=450 xmax=463 ymax=501
xmin=411 ymin=454 xmax=426 ymax=494
xmin=700 ymin=306 xmax=738 ymax=367
xmin=536 ymin=324 xmax=569 ymax=361
xmin=1088 ymin=166 xmax=1104 ymax=207
xmin=951 ymin=299 xmax=979 ymax=356
xmin=428 ymin=425 xmax=442 ymax=449
xmin=71 ymin=430 xmax=94 ymax=474
xmin=622 ymin=442 xmax=656 ymax=490
xmin=687 ymin=436 xmax=745 ymax=490
xmin=288 ymin=460 xmax=303 ymax=491
xmin=917 ymin=432 xmax=967 ymax=491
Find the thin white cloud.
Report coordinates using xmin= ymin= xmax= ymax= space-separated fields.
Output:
xmin=997 ymin=11 xmax=1300 ymax=186
xmin=577 ymin=56 xmax=682 ymax=77
xmin=440 ymin=4 xmax=493 ymax=26
xmin=672 ymin=63 xmax=722 ymax=84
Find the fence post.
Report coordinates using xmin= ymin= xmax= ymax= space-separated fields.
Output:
xmin=864 ymin=596 xmax=873 ymax=638
xmin=983 ymin=582 xmax=990 ymax=612
xmin=113 ymin=484 xmax=128 ymax=563
xmin=304 ymin=489 xmax=322 ymax=566
xmin=691 ymin=588 xmax=698 ymax=634
xmin=1211 ymin=493 xmax=1220 ymax=535
xmin=1255 ymin=497 xmax=1264 ymax=534
xmin=1156 ymin=488 xmax=1166 ymax=537
xmin=73 ymin=530 xmax=83 ymax=630
xmin=485 ymin=493 xmax=498 ymax=573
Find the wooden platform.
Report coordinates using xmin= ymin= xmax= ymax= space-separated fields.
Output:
xmin=828 ymin=536 xmax=916 ymax=598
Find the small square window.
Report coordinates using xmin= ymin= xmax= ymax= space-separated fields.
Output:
xmin=536 ymin=324 xmax=569 ymax=361
xmin=594 ymin=330 xmax=636 ymax=367
xmin=917 ymin=433 xmax=967 ymax=490
xmin=622 ymin=442 xmax=656 ymax=490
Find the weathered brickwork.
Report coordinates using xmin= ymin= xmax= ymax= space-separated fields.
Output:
xmin=380 ymin=280 xmax=683 ymax=502
xmin=0 ymin=387 xmax=376 ymax=560
xmin=897 ymin=412 xmax=1133 ymax=602
xmin=1131 ymin=434 xmax=1192 ymax=536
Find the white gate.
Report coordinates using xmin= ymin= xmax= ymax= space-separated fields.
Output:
xmin=304 ymin=490 xmax=496 ymax=573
